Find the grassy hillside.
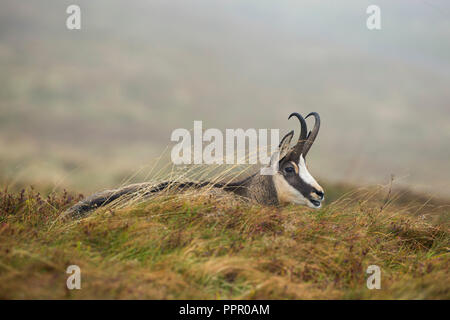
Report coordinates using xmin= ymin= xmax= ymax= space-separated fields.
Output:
xmin=0 ymin=184 xmax=448 ymax=299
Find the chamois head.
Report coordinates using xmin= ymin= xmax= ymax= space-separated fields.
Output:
xmin=270 ymin=112 xmax=324 ymax=209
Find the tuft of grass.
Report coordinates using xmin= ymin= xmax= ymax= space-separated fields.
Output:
xmin=0 ymin=185 xmax=448 ymax=299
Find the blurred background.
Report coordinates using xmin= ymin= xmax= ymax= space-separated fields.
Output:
xmin=0 ymin=0 xmax=449 ymax=196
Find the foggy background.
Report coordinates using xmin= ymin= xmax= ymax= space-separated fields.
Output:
xmin=0 ymin=0 xmax=449 ymax=196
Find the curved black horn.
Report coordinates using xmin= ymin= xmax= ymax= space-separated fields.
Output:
xmin=302 ymin=112 xmax=320 ymax=157
xmin=287 ymin=112 xmax=307 ymax=162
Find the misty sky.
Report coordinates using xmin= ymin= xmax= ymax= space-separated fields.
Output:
xmin=1 ymin=0 xmax=449 ymax=195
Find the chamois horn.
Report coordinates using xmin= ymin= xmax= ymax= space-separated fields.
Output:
xmin=287 ymin=112 xmax=307 ymax=163
xmin=302 ymin=112 xmax=320 ymax=157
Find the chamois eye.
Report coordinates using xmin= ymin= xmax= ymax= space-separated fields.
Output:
xmin=284 ymin=167 xmax=295 ymax=174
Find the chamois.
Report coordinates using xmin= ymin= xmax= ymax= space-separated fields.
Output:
xmin=65 ymin=112 xmax=324 ymax=218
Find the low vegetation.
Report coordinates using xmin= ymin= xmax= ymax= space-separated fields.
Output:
xmin=0 ymin=184 xmax=448 ymax=299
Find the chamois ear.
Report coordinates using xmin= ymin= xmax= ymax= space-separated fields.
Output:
xmin=267 ymin=151 xmax=280 ymax=173
xmin=279 ymin=130 xmax=294 ymax=160
xmin=262 ymin=130 xmax=293 ymax=175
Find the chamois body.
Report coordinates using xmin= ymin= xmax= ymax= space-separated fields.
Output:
xmin=225 ymin=174 xmax=279 ymax=206
xmin=65 ymin=112 xmax=325 ymax=219
xmin=65 ymin=173 xmax=279 ymax=219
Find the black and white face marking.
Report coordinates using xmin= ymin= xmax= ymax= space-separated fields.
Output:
xmin=273 ymin=155 xmax=324 ymax=209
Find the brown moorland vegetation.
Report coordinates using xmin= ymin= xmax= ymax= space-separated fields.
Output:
xmin=0 ymin=184 xmax=448 ymax=299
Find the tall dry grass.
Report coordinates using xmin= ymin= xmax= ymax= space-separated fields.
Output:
xmin=0 ymin=179 xmax=448 ymax=299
